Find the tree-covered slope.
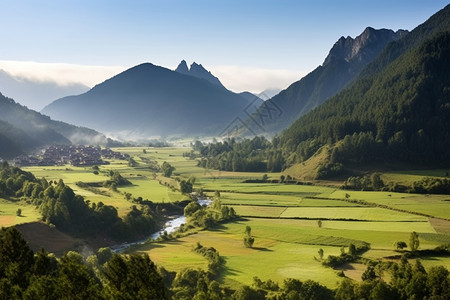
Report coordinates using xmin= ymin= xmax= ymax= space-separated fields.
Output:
xmin=248 ymin=27 xmax=407 ymax=134
xmin=0 ymin=93 xmax=111 ymax=158
xmin=279 ymin=24 xmax=450 ymax=173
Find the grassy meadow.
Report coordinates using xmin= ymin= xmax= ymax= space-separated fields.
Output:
xmin=11 ymin=146 xmax=450 ymax=289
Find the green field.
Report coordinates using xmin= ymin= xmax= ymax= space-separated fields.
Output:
xmin=0 ymin=198 xmax=41 ymax=227
xmin=16 ymin=147 xmax=450 ymax=289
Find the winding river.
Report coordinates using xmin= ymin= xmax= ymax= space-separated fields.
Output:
xmin=111 ymin=198 xmax=212 ymax=253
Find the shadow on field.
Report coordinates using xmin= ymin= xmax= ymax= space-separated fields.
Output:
xmin=222 ymin=264 xmax=242 ymax=276
xmin=209 ymin=223 xmax=228 ymax=232
xmin=252 ymin=247 xmax=273 ymax=252
xmin=134 ymin=239 xmax=184 ymax=251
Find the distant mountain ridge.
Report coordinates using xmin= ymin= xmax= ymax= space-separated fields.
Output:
xmin=0 ymin=92 xmax=111 ymax=159
xmin=0 ymin=69 xmax=89 ymax=111
xmin=42 ymin=63 xmax=259 ymax=138
xmin=248 ymin=27 xmax=408 ymax=134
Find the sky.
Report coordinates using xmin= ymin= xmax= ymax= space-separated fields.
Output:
xmin=0 ymin=0 xmax=448 ymax=96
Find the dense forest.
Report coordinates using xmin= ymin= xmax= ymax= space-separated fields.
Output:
xmin=280 ymin=30 xmax=450 ymax=170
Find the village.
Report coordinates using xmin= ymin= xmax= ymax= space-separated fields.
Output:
xmin=13 ymin=145 xmax=129 ymax=167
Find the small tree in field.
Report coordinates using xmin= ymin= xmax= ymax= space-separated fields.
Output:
xmin=394 ymin=241 xmax=407 ymax=250
xmin=243 ymin=226 xmax=255 ymax=248
xmin=16 ymin=208 xmax=22 ymax=216
xmin=409 ymin=231 xmax=420 ymax=251
xmin=318 ymin=248 xmax=324 ymax=260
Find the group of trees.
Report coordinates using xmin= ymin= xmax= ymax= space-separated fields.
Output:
xmin=0 ymin=227 xmax=167 ymax=299
xmin=343 ymin=173 xmax=385 ymax=191
xmin=335 ymin=258 xmax=450 ymax=300
xmin=343 ymin=173 xmax=450 ymax=194
xmin=195 ymin=137 xmax=283 ymax=173
xmin=0 ymin=162 xmax=161 ymax=241
xmin=183 ymin=199 xmax=237 ymax=230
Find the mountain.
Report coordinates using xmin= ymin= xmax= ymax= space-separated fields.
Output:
xmin=278 ymin=4 xmax=450 ymax=178
xmin=175 ymin=60 xmax=224 ymax=88
xmin=257 ymin=89 xmax=281 ymax=100
xmin=42 ymin=63 xmax=258 ymax=138
xmin=0 ymin=92 xmax=111 ymax=159
xmin=0 ymin=69 xmax=89 ymax=111
xmin=248 ymin=27 xmax=408 ymax=134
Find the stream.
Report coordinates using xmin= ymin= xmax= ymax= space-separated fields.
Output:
xmin=111 ymin=198 xmax=212 ymax=253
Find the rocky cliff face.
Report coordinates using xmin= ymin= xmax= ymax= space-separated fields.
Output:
xmin=323 ymin=27 xmax=408 ymax=66
xmin=246 ymin=27 xmax=409 ymax=135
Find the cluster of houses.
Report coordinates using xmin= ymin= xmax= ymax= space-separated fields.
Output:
xmin=13 ymin=145 xmax=129 ymax=167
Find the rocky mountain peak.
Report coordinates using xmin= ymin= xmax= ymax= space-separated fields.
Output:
xmin=323 ymin=27 xmax=409 ymax=66
xmin=174 ymin=60 xmax=224 ymax=88
xmin=175 ymin=60 xmax=189 ymax=74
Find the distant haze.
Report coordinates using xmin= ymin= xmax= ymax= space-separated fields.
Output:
xmin=0 ymin=60 xmax=302 ymax=101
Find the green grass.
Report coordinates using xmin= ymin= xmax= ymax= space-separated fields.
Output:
xmin=132 ymin=239 xmax=208 ymax=273
xmin=330 ymin=190 xmax=450 ymax=219
xmin=279 ymin=207 xmax=427 ymax=221
xmin=220 ymin=192 xmax=360 ymax=207
xmin=231 ymin=206 xmax=287 ymax=218
xmin=382 ymin=169 xmax=450 ymax=185
xmin=0 ymin=198 xmax=41 ymax=227
xmin=118 ymin=177 xmax=187 ymax=203
xmin=321 ymin=220 xmax=435 ymax=233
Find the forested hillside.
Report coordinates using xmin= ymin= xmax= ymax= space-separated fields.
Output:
xmin=196 ymin=5 xmax=450 ymax=179
xmin=0 ymin=93 xmax=113 ymax=159
xmin=246 ymin=27 xmax=407 ymax=134
xmin=280 ymin=29 xmax=450 ymax=173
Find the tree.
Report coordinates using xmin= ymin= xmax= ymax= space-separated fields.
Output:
xmin=214 ymin=190 xmax=221 ymax=199
xmin=409 ymin=231 xmax=420 ymax=251
xmin=348 ymin=243 xmax=357 ymax=257
xmin=97 ymin=247 xmax=112 ymax=265
xmin=318 ymin=248 xmax=324 ymax=260
xmin=394 ymin=241 xmax=407 ymax=250
xmin=243 ymin=226 xmax=255 ymax=248
xmin=16 ymin=208 xmax=22 ymax=216
xmin=335 ymin=278 xmax=357 ymax=300
xmin=161 ymin=162 xmax=175 ymax=177
xmin=361 ymin=265 xmax=377 ymax=281
xmin=317 ymin=220 xmax=322 ymax=228
xmin=0 ymin=227 xmax=35 ymax=289
xmin=180 ymin=180 xmax=193 ymax=194
xmin=262 ymin=174 xmax=268 ymax=182
xmin=232 ymin=285 xmax=265 ymax=300
xmin=184 ymin=201 xmax=201 ymax=217
xmin=103 ymin=254 xmax=168 ymax=299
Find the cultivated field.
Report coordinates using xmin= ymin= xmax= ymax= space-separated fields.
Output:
xmin=13 ymin=147 xmax=450 ymax=288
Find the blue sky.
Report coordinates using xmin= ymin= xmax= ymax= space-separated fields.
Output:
xmin=0 ymin=0 xmax=448 ymax=92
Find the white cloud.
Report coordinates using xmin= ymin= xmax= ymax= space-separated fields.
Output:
xmin=0 ymin=60 xmax=126 ymax=87
xmin=209 ymin=65 xmax=306 ymax=94
xmin=0 ymin=60 xmax=305 ymax=94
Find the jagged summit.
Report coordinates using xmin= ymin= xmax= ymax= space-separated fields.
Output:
xmin=175 ymin=60 xmax=224 ymax=88
xmin=175 ymin=60 xmax=189 ymax=74
xmin=246 ymin=26 xmax=408 ymax=134
xmin=323 ymin=27 xmax=408 ymax=66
